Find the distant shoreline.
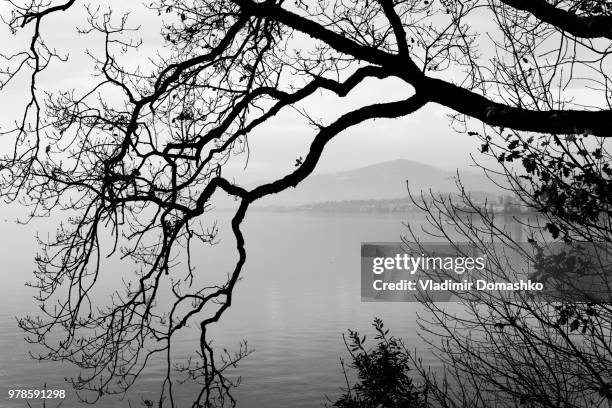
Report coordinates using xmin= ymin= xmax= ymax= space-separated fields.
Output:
xmin=216 ymin=195 xmax=538 ymax=215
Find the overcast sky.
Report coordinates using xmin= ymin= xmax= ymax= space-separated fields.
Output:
xmin=8 ymin=0 xmax=604 ymax=184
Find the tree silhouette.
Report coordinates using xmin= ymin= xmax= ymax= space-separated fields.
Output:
xmin=402 ymin=93 xmax=612 ymax=406
xmin=1 ymin=0 xmax=612 ymax=406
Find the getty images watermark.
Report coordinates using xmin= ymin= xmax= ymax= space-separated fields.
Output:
xmin=361 ymin=242 xmax=612 ymax=302
xmin=371 ymin=251 xmax=542 ymax=292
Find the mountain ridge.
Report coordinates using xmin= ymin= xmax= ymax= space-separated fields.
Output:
xmin=252 ymin=159 xmax=501 ymax=207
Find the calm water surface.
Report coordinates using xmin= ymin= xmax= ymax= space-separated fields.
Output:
xmin=0 ymin=211 xmax=452 ymax=408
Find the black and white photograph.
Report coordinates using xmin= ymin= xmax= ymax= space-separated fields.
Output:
xmin=0 ymin=0 xmax=611 ymax=407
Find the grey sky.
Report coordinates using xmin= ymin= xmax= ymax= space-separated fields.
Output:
xmin=1 ymin=0 xmax=600 ymax=185
xmin=0 ymin=0 xmax=490 ymax=187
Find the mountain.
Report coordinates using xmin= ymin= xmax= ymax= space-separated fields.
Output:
xmin=253 ymin=159 xmax=502 ymax=207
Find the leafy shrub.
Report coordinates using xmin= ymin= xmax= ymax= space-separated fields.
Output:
xmin=329 ymin=318 xmax=429 ymax=408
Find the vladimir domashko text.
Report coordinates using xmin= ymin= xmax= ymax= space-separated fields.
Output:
xmin=373 ymin=279 xmax=544 ymax=292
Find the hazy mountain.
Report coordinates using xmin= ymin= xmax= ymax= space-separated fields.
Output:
xmin=254 ymin=159 xmax=502 ymax=207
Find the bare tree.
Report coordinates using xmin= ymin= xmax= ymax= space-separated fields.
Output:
xmin=1 ymin=0 xmax=612 ymax=406
xmin=403 ymin=80 xmax=612 ymax=407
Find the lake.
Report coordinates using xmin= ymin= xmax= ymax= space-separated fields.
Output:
xmin=0 ymin=211 xmax=463 ymax=408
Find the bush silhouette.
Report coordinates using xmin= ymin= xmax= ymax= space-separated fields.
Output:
xmin=330 ymin=318 xmax=429 ymax=408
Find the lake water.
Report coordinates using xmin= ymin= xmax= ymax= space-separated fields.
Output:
xmin=0 ymin=211 xmax=457 ymax=408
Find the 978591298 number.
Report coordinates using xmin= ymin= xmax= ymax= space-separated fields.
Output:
xmin=8 ymin=389 xmax=65 ymax=399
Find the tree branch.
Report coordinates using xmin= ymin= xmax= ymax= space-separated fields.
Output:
xmin=500 ymin=0 xmax=612 ymax=40
xmin=248 ymin=94 xmax=427 ymax=200
xmin=421 ymin=76 xmax=612 ymax=136
xmin=237 ymin=0 xmax=612 ymax=137
xmin=378 ymin=0 xmax=410 ymax=55
xmin=235 ymin=0 xmax=421 ymax=75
